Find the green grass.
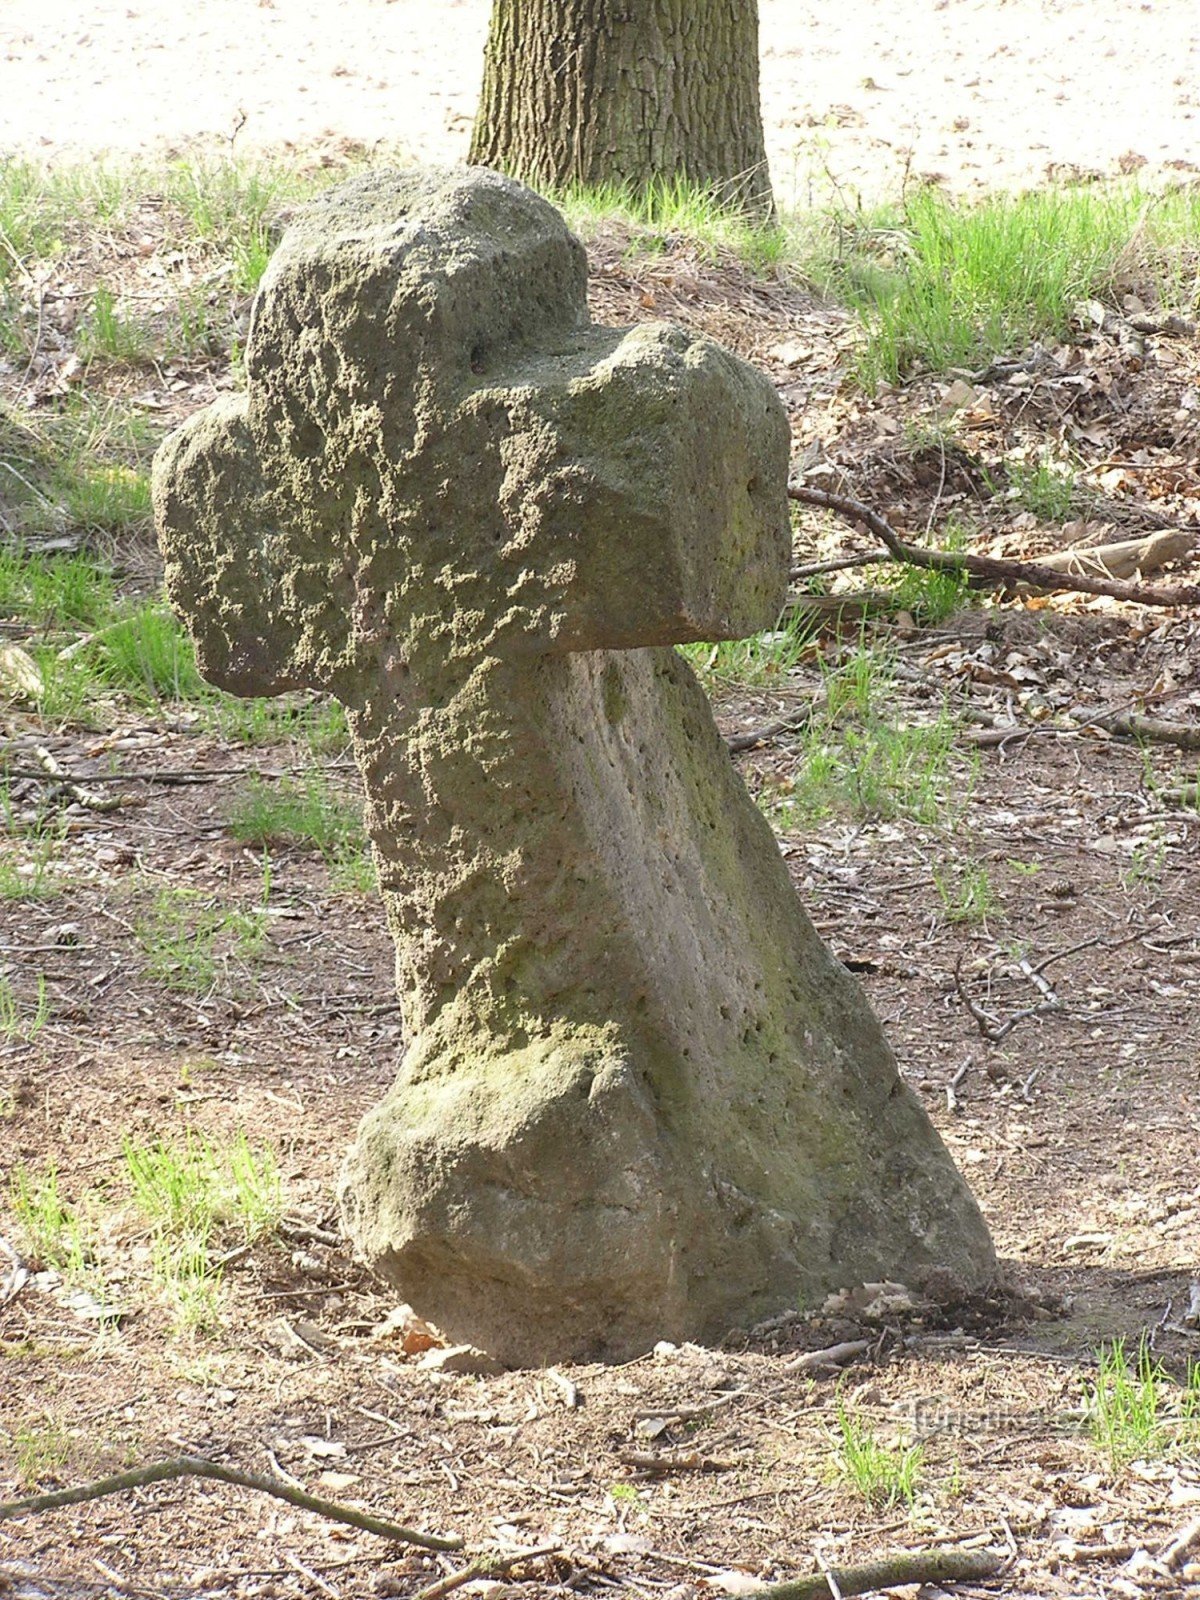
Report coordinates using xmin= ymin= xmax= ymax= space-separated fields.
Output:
xmin=124 ymin=1129 xmax=282 ymax=1243
xmin=834 ymin=1402 xmax=923 ymax=1508
xmin=0 ymin=812 xmax=65 ymax=899
xmin=8 ymin=1161 xmax=90 ymax=1277
xmin=62 ymin=461 xmax=152 ymax=534
xmin=1007 ymin=453 xmax=1080 ymax=521
xmin=776 ymin=712 xmax=964 ymax=826
xmin=123 ymin=1129 xmax=282 ymax=1334
xmin=80 ymin=285 xmax=151 ymax=365
xmin=2 ymin=394 xmax=156 ymax=546
xmin=678 ymin=609 xmax=819 ymax=688
xmin=557 ymin=174 xmax=791 ymax=273
xmin=933 ymin=860 xmax=996 ymax=924
xmin=0 ymin=971 xmax=49 ymax=1041
xmin=90 ymin=603 xmax=207 ymax=701
xmin=763 ymin=645 xmax=972 ymax=827
xmin=1085 ymin=1339 xmax=1200 ymax=1469
xmin=0 ymin=542 xmax=117 ymax=628
xmin=136 ymin=885 xmax=269 ymax=994
xmin=228 ymin=772 xmax=374 ymax=889
xmin=819 ymin=184 xmax=1200 ymax=388
xmin=883 ymin=518 xmax=974 ymax=622
xmin=8 ymin=1418 xmax=72 ymax=1488
xmin=204 ymin=692 xmax=350 ymax=752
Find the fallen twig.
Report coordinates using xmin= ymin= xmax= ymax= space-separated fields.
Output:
xmin=745 ymin=1545 xmax=1004 ymax=1600
xmin=1072 ymin=705 xmax=1200 ymax=751
xmin=783 ymin=1339 xmax=869 ymax=1375
xmin=727 ymin=696 xmax=826 ymax=755
xmin=946 ymin=1057 xmax=972 ymax=1113
xmin=1159 ymin=1515 xmax=1200 ymax=1572
xmin=617 ymin=1448 xmax=735 ymax=1476
xmin=789 ymin=483 xmax=1200 ymax=608
xmin=790 ymin=552 xmax=882 ymax=582
xmin=1032 ymin=528 xmax=1194 ymax=581
xmin=546 ymin=1367 xmax=580 ymax=1408
xmin=0 ymin=1455 xmax=463 ymax=1551
xmin=31 ymin=745 xmax=130 ymax=812
xmin=415 ymin=1543 xmax=562 ymax=1600
xmin=633 ymin=1388 xmax=748 ymax=1423
xmin=954 ymin=954 xmax=1060 ymax=1044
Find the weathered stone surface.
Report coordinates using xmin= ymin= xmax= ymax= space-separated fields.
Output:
xmin=154 ymin=167 xmax=995 ymax=1366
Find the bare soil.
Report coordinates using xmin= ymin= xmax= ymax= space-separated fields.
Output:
xmin=2 ymin=8 xmax=1200 ymax=1600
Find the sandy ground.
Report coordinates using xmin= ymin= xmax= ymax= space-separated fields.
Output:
xmin=1 ymin=0 xmax=1199 ymax=203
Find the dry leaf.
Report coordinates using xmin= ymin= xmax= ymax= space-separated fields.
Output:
xmin=0 ymin=643 xmax=45 ymax=701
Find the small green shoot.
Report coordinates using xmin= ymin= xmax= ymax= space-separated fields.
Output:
xmin=10 ymin=1418 xmax=72 ymax=1488
xmin=9 ymin=1161 xmax=89 ymax=1277
xmin=678 ymin=609 xmax=818 ymax=689
xmin=123 ymin=1129 xmax=282 ymax=1335
xmin=834 ymin=1401 xmax=923 ymax=1508
xmin=62 ymin=461 xmax=152 ymax=535
xmin=1085 ymin=1339 xmax=1198 ymax=1469
xmin=0 ymin=542 xmax=117 ymax=628
xmin=0 ymin=973 xmax=50 ymax=1041
xmin=1006 ymin=858 xmax=1043 ymax=876
xmin=80 ymin=286 xmax=149 ymax=364
xmin=228 ymin=773 xmax=374 ymax=890
xmin=0 ymin=823 xmax=64 ymax=901
xmin=203 ymin=693 xmax=349 ymax=752
xmin=124 ymin=1130 xmax=282 ymax=1243
xmin=608 ymin=1482 xmax=646 ymax=1510
xmin=136 ymin=885 xmax=268 ymax=993
xmin=1008 ymin=454 xmax=1079 ymax=521
xmin=933 ymin=860 xmax=996 ymax=924
xmin=91 ymin=603 xmax=207 ymax=702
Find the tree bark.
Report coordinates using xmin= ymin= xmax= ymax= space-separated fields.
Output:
xmin=469 ymin=0 xmax=774 ymax=213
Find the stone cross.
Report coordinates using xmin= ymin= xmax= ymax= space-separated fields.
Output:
xmin=154 ymin=169 xmax=994 ymax=1364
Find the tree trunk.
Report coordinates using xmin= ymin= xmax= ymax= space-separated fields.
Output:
xmin=469 ymin=0 xmax=774 ymax=214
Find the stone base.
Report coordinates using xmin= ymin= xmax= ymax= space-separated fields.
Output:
xmin=339 ymin=648 xmax=996 ymax=1366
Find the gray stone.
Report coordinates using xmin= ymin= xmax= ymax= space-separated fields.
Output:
xmin=153 ymin=167 xmax=995 ymax=1367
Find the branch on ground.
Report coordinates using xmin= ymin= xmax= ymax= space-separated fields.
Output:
xmin=746 ymin=1545 xmax=1005 ymax=1600
xmin=789 ymin=484 xmax=1200 ymax=608
xmin=1073 ymin=705 xmax=1200 ymax=751
xmin=0 ymin=1455 xmax=464 ymax=1552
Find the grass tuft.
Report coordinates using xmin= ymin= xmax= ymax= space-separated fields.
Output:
xmin=123 ymin=1129 xmax=282 ymax=1335
xmin=1086 ymin=1338 xmax=1200 ymax=1468
xmin=228 ymin=772 xmax=375 ymax=890
xmin=834 ymin=1401 xmax=923 ymax=1508
xmin=9 ymin=1161 xmax=90 ymax=1277
xmin=818 ymin=184 xmax=1200 ymax=388
xmin=557 ymin=174 xmax=791 ymax=273
xmin=135 ymin=884 xmax=270 ymax=994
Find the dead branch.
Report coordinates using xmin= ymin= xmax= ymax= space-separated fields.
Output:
xmin=31 ymin=745 xmax=130 ymax=813
xmin=416 ymin=1543 xmax=562 ymax=1600
xmin=783 ymin=1339 xmax=870 ymax=1375
xmin=0 ymin=1455 xmax=464 ymax=1551
xmin=745 ymin=1545 xmax=1004 ymax=1600
xmin=1073 ymin=705 xmax=1200 ymax=751
xmin=789 ymin=483 xmax=1200 ymax=608
xmin=1159 ymin=1516 xmax=1200 ymax=1572
xmin=617 ymin=1448 xmax=735 ymax=1476
xmin=633 ymin=1388 xmax=748 ymax=1423
xmin=546 ymin=1367 xmax=580 ymax=1408
xmin=1033 ymin=528 xmax=1194 ymax=581
xmin=954 ymin=955 xmax=1060 ymax=1044
xmin=790 ymin=552 xmax=882 ymax=582
xmin=727 ymin=700 xmax=822 ymax=754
